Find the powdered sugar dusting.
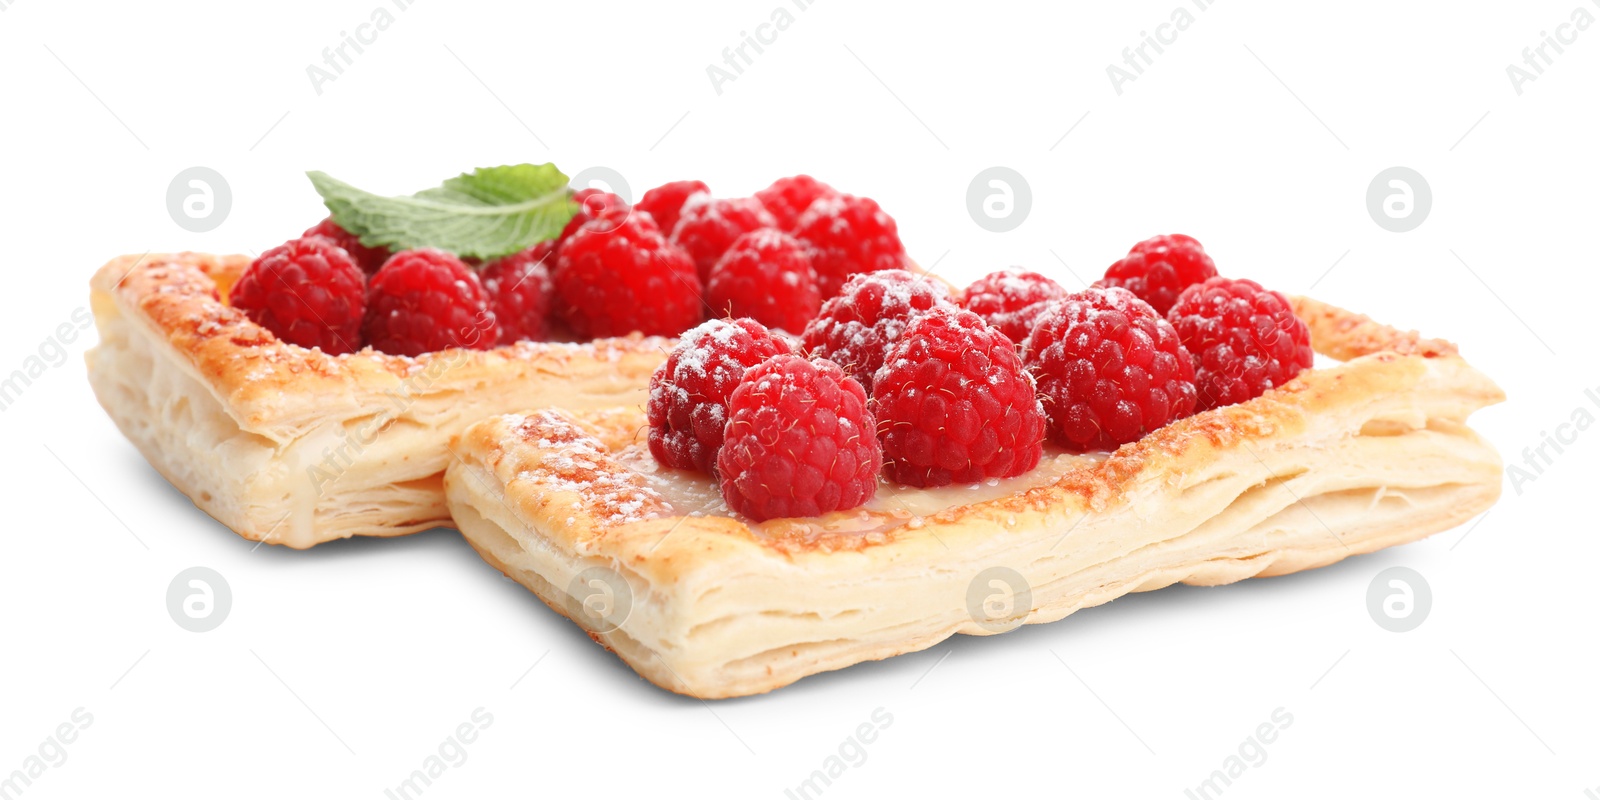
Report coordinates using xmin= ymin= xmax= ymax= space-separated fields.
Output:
xmin=800 ymin=194 xmax=848 ymax=225
xmin=992 ymin=269 xmax=1061 ymax=303
xmin=801 ymin=269 xmax=952 ymax=390
xmin=648 ymin=320 xmax=730 ymax=406
xmin=646 ymin=318 xmax=783 ymax=411
xmin=614 ymin=443 xmax=730 ymax=517
xmin=512 ymin=411 xmax=670 ymax=526
xmin=677 ymin=189 xmax=715 ymax=215
xmin=959 ymin=268 xmax=1071 ymax=344
xmin=672 ymin=194 xmax=773 ymax=236
xmin=743 ymin=227 xmax=796 ymax=250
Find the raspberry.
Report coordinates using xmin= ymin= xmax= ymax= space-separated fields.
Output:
xmin=873 ymin=308 xmax=1045 ymax=487
xmin=958 ymin=268 xmax=1070 ymax=345
xmin=554 ymin=212 xmax=704 ymax=338
xmin=1167 ymin=277 xmax=1314 ymax=411
xmin=362 ymin=248 xmax=498 ymax=357
xmin=647 ymin=319 xmax=794 ymax=474
xmin=669 ymin=195 xmax=778 ymax=282
xmin=754 ymin=175 xmax=837 ymax=232
xmin=303 ymin=217 xmax=391 ymax=274
xmin=717 ymin=354 xmax=880 ymax=521
xmin=1022 ymin=287 xmax=1197 ymax=452
xmin=793 ymin=194 xmax=907 ymax=298
xmin=1097 ymin=234 xmax=1217 ymax=316
xmin=231 ymin=236 xmax=366 ymax=355
xmin=705 ymin=229 xmax=821 ymax=334
xmin=636 ymin=180 xmax=709 ymax=238
xmin=800 ymin=269 xmax=953 ymax=394
xmin=481 ymin=242 xmax=556 ymax=344
xmin=556 ymin=189 xmax=632 ymax=247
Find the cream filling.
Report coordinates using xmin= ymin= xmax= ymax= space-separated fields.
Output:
xmin=613 ymin=443 xmax=1101 ymax=536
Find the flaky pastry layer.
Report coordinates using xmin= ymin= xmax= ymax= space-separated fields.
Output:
xmin=445 ymin=298 xmax=1504 ymax=698
xmin=86 ymin=253 xmax=671 ymax=548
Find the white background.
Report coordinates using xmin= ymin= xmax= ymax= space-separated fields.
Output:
xmin=2 ymin=0 xmax=1597 ymax=797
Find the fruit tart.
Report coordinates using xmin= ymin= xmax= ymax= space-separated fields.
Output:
xmin=87 ymin=165 xmax=911 ymax=548
xmin=443 ymin=239 xmax=1503 ymax=698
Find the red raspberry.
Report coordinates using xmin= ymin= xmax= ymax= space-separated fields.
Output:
xmin=231 ymin=236 xmax=366 ymax=355
xmin=636 ymin=180 xmax=709 ymax=239
xmin=1022 ymin=287 xmax=1197 ymax=452
xmin=717 ymin=354 xmax=880 ymax=521
xmin=556 ymin=189 xmax=631 ymax=247
xmin=647 ymin=319 xmax=794 ymax=474
xmin=1097 ymin=234 xmax=1217 ymax=316
xmin=754 ymin=175 xmax=837 ymax=232
xmin=1167 ymin=277 xmax=1314 ymax=411
xmin=481 ymin=242 xmax=556 ymax=344
xmin=800 ymin=269 xmax=953 ymax=394
xmin=873 ymin=308 xmax=1045 ymax=487
xmin=793 ymin=194 xmax=907 ymax=298
xmin=958 ymin=268 xmax=1070 ymax=345
xmin=554 ymin=213 xmax=704 ymax=338
xmin=362 ymin=248 xmax=498 ymax=357
xmin=303 ymin=217 xmax=391 ymax=274
xmin=705 ymin=229 xmax=821 ymax=334
xmin=669 ymin=195 xmax=778 ymax=282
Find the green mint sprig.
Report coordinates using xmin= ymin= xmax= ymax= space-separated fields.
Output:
xmin=307 ymin=164 xmax=576 ymax=261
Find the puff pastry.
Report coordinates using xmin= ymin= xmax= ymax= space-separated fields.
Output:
xmin=443 ymin=297 xmax=1504 ymax=698
xmin=86 ymin=253 xmax=670 ymax=548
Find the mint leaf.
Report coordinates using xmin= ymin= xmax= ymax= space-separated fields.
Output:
xmin=307 ymin=164 xmax=576 ymax=260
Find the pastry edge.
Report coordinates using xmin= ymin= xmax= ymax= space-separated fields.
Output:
xmin=85 ymin=252 xmax=671 ymax=547
xmin=443 ymin=299 xmax=1506 ymax=698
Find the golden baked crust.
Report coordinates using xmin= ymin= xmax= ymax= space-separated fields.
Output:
xmin=86 ymin=252 xmax=672 ymax=548
xmin=444 ymin=297 xmax=1504 ymax=699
